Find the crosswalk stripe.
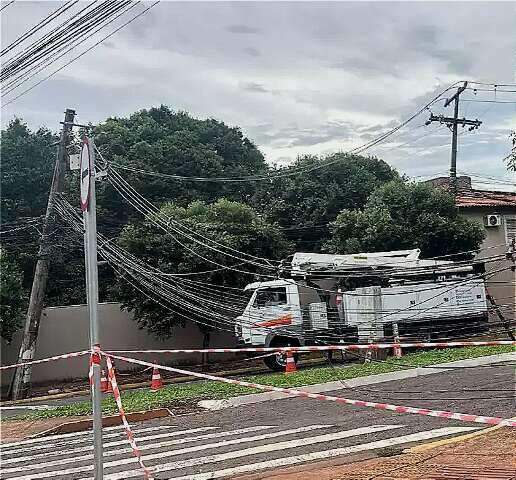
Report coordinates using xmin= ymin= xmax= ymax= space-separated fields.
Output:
xmin=0 ymin=424 xmax=126 ymax=448
xmin=0 ymin=423 xmax=179 ymax=453
xmin=77 ymin=425 xmax=403 ymax=480
xmin=2 ymin=425 xmax=328 ymax=474
xmin=0 ymin=426 xmax=217 ymax=458
xmin=1 ymin=425 xmax=275 ymax=469
xmin=172 ymin=426 xmax=482 ymax=480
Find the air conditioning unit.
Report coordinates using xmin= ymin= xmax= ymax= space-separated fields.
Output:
xmin=484 ymin=214 xmax=502 ymax=227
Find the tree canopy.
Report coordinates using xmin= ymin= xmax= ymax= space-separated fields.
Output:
xmin=253 ymin=153 xmax=399 ymax=251
xmin=1 ymin=118 xmax=57 ymax=222
xmin=325 ymin=180 xmax=485 ymax=257
xmin=115 ymin=198 xmax=291 ymax=338
xmin=94 ymin=105 xmax=268 ymax=231
xmin=0 ymin=251 xmax=25 ymax=342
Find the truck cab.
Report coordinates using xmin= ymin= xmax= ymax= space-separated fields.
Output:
xmin=235 ymin=279 xmax=358 ymax=370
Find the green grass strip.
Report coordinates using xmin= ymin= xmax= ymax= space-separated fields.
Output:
xmin=7 ymin=345 xmax=513 ymax=421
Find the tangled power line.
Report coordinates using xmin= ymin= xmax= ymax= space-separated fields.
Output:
xmin=1 ymin=0 xmax=160 ymax=107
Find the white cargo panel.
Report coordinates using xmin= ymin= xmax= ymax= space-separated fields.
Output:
xmin=343 ymin=286 xmax=384 ymax=342
xmin=308 ymin=302 xmax=329 ymax=329
xmin=382 ymin=279 xmax=487 ymax=323
xmin=343 ymin=279 xmax=487 ymax=341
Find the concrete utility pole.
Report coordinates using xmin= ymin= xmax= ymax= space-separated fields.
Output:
xmin=11 ymin=108 xmax=76 ymax=400
xmin=81 ymin=136 xmax=104 ymax=478
xmin=425 ymin=82 xmax=482 ymax=195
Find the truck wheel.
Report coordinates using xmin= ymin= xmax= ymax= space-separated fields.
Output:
xmin=263 ymin=343 xmax=299 ymax=371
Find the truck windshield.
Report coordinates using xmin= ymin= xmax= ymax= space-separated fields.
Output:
xmin=253 ymin=287 xmax=287 ymax=307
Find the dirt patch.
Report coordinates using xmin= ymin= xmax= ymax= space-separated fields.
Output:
xmin=0 ymin=416 xmax=87 ymax=443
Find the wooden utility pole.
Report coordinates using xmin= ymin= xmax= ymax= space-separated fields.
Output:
xmin=426 ymin=81 xmax=482 ymax=195
xmin=11 ymin=109 xmax=76 ymax=400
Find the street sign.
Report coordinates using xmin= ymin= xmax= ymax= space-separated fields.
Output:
xmin=69 ymin=154 xmax=80 ymax=171
xmin=80 ymin=138 xmax=91 ymax=211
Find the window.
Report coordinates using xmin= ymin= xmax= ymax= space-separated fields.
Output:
xmin=253 ymin=287 xmax=287 ymax=308
xmin=505 ymin=215 xmax=516 ymax=244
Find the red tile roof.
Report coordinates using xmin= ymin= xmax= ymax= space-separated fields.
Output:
xmin=456 ymin=190 xmax=516 ymax=208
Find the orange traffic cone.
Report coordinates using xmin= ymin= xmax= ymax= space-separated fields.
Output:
xmin=150 ymin=365 xmax=163 ymax=391
xmin=285 ymin=351 xmax=297 ymax=374
xmin=100 ymin=370 xmax=109 ymax=393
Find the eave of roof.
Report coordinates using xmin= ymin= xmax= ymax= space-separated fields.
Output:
xmin=456 ymin=190 xmax=516 ymax=208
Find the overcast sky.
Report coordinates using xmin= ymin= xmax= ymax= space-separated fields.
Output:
xmin=2 ymin=1 xmax=515 ymax=189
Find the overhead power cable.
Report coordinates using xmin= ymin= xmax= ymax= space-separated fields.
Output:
xmin=0 ymin=0 xmax=15 ymax=12
xmin=1 ymin=0 xmax=160 ymax=108
xmin=106 ymin=164 xmax=280 ymax=273
xmin=1 ymin=0 xmax=79 ymax=57
xmin=2 ymin=1 xmax=140 ymax=96
xmin=2 ymin=1 xmax=107 ymax=78
xmin=2 ymin=1 xmax=133 ymax=84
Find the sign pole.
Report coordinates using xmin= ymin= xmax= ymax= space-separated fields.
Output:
xmin=81 ymin=136 xmax=103 ymax=478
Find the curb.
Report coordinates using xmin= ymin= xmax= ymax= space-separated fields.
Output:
xmin=198 ymin=352 xmax=515 ymax=411
xmin=30 ymin=408 xmax=173 ymax=438
xmin=404 ymin=415 xmax=516 ymax=454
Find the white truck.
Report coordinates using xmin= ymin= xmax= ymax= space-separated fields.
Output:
xmin=234 ymin=249 xmax=489 ymax=370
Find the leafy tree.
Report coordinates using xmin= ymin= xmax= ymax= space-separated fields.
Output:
xmin=0 ymin=252 xmax=25 ymax=342
xmin=1 ymin=118 xmax=58 ymax=222
xmin=115 ymin=199 xmax=292 ymax=341
xmin=253 ymin=154 xmax=399 ymax=251
xmin=325 ymin=180 xmax=485 ymax=258
xmin=0 ymin=120 xmax=59 ymax=333
xmin=94 ymin=105 xmax=268 ymax=232
xmin=0 ymin=119 xmax=94 ymax=309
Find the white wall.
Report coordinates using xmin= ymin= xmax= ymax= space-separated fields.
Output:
xmin=1 ymin=303 xmax=237 ymax=386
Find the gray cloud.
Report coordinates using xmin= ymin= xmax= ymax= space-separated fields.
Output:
xmin=225 ymin=24 xmax=260 ymax=34
xmin=243 ymin=46 xmax=260 ymax=57
xmin=239 ymin=82 xmax=270 ymax=94
xmin=1 ymin=1 xmax=514 ymax=184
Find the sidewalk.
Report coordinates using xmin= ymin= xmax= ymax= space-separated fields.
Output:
xmin=233 ymin=428 xmax=516 ymax=480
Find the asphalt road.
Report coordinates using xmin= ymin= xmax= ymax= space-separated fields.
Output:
xmin=1 ymin=363 xmax=514 ymax=480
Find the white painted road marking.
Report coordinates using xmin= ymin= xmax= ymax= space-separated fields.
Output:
xmin=1 ymin=423 xmax=127 ymax=448
xmin=2 ymin=425 xmax=331 ymax=475
xmin=0 ymin=423 xmax=482 ymax=480
xmin=0 ymin=422 xmax=179 ymax=452
xmin=1 ymin=425 xmax=276 ymax=469
xmin=80 ymin=425 xmax=404 ymax=480
xmin=0 ymin=425 xmax=217 ymax=457
xmin=171 ymin=426 xmax=481 ymax=480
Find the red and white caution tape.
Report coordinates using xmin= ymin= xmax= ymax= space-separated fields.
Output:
xmin=0 ymin=350 xmax=89 ymax=370
xmin=89 ymin=346 xmax=102 ymax=386
xmin=104 ymin=352 xmax=516 ymax=428
xmin=105 ymin=355 xmax=153 ymax=479
xmin=105 ymin=340 xmax=516 ymax=355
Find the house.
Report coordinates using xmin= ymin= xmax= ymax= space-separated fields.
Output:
xmin=426 ymin=176 xmax=516 ymax=329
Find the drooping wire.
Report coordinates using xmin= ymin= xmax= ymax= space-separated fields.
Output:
xmin=1 ymin=1 xmax=161 ymax=108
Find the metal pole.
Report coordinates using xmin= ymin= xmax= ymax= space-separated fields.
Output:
xmin=11 ymin=109 xmax=75 ymax=400
xmin=83 ymin=137 xmax=103 ymax=478
xmin=450 ymin=92 xmax=460 ymax=195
